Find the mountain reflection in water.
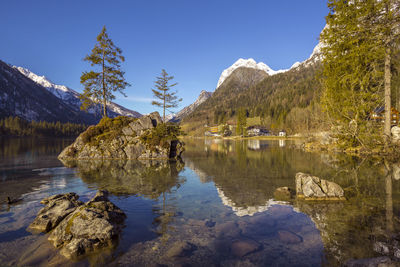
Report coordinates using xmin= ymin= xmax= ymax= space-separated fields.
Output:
xmin=1 ymin=137 xmax=400 ymax=266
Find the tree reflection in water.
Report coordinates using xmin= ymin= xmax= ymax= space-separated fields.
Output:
xmin=183 ymin=138 xmax=400 ymax=265
xmin=60 ymin=158 xmax=185 ymax=243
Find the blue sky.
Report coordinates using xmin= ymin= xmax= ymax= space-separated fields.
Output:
xmin=0 ymin=1 xmax=328 ymax=115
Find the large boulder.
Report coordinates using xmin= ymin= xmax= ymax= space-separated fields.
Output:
xmin=30 ymin=190 xmax=126 ymax=259
xmin=28 ymin=193 xmax=83 ymax=233
xmin=58 ymin=112 xmax=184 ymax=160
xmin=295 ymin=172 xmax=345 ymax=200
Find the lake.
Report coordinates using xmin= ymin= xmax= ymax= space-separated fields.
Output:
xmin=0 ymin=137 xmax=399 ymax=266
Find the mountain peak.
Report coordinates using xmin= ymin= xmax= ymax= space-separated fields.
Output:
xmin=217 ymin=58 xmax=277 ymax=88
xmin=166 ymin=90 xmax=212 ymax=122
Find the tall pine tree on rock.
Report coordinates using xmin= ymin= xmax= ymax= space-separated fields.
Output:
xmin=151 ymin=69 xmax=182 ymax=122
xmin=80 ymin=26 xmax=130 ymax=118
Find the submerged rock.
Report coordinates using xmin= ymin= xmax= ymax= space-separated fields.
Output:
xmin=295 ymin=172 xmax=345 ymax=200
xmin=230 ymin=238 xmax=261 ymax=257
xmin=28 ymin=192 xmax=83 ymax=233
xmin=30 ymin=190 xmax=126 ymax=259
xmin=344 ymin=256 xmax=394 ymax=267
xmin=277 ymin=230 xmax=303 ymax=244
xmin=273 ymin=187 xmax=295 ymax=201
xmin=58 ymin=112 xmax=184 ymax=160
xmin=166 ymin=241 xmax=197 ymax=258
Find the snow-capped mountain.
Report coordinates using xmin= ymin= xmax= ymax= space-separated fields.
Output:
xmin=0 ymin=60 xmax=94 ymax=123
xmin=14 ymin=66 xmax=141 ymax=118
xmin=167 ymin=90 xmax=212 ymax=122
xmin=217 ymin=58 xmax=284 ymax=88
xmin=217 ymin=39 xmax=324 ymax=89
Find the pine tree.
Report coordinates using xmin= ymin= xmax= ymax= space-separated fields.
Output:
xmin=151 ymin=69 xmax=182 ymax=122
xmin=320 ymin=0 xmax=395 ymax=148
xmin=236 ymin=108 xmax=247 ymax=136
xmin=80 ymin=26 xmax=130 ymax=118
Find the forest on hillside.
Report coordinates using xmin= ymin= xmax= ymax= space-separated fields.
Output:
xmin=183 ymin=63 xmax=326 ymax=135
xmin=0 ymin=116 xmax=88 ymax=137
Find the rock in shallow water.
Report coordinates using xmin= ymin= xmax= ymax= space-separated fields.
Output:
xmin=30 ymin=190 xmax=126 ymax=259
xmin=277 ymin=230 xmax=303 ymax=244
xmin=166 ymin=241 xmax=197 ymax=258
xmin=28 ymin=192 xmax=83 ymax=233
xmin=295 ymin=172 xmax=345 ymax=200
xmin=230 ymin=238 xmax=261 ymax=257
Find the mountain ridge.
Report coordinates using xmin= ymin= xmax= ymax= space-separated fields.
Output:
xmin=167 ymin=90 xmax=212 ymax=122
xmin=216 ymin=41 xmax=322 ymax=90
xmin=0 ymin=60 xmax=141 ymax=124
xmin=14 ymin=66 xmax=142 ymax=119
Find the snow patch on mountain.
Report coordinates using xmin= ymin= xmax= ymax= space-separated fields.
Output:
xmin=217 ymin=43 xmax=323 ymax=89
xmin=217 ymin=58 xmax=279 ymax=88
xmin=217 ymin=26 xmax=327 ymax=89
xmin=14 ymin=66 xmax=141 ymax=118
xmin=14 ymin=67 xmax=80 ymax=101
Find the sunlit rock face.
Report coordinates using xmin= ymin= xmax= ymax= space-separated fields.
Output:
xmin=29 ymin=190 xmax=126 ymax=259
xmin=58 ymin=112 xmax=184 ymax=160
xmin=28 ymin=192 xmax=83 ymax=233
xmin=295 ymin=172 xmax=345 ymax=200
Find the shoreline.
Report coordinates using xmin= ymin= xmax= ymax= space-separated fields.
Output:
xmin=180 ymin=135 xmax=304 ymax=141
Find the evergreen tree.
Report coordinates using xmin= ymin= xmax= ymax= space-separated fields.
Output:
xmin=80 ymin=26 xmax=130 ymax=118
xmin=320 ymin=0 xmax=395 ymax=148
xmin=236 ymin=108 xmax=247 ymax=136
xmin=151 ymin=69 xmax=182 ymax=122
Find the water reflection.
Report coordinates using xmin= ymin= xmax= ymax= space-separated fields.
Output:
xmin=183 ymin=138 xmax=400 ymax=265
xmin=61 ymin=159 xmax=186 ymax=244
xmin=247 ymin=140 xmax=269 ymax=151
xmin=2 ymin=137 xmax=400 ymax=265
xmin=61 ymin=159 xmax=185 ymax=199
xmin=279 ymin=139 xmax=286 ymax=147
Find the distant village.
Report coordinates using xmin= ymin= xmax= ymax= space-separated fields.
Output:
xmin=204 ymin=107 xmax=400 ymax=138
xmin=204 ymin=116 xmax=287 ymax=137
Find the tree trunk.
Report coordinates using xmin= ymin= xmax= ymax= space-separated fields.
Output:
xmin=384 ymin=47 xmax=391 ymax=146
xmin=163 ymin=94 xmax=165 ymax=123
xmin=102 ymin=49 xmax=107 ymax=118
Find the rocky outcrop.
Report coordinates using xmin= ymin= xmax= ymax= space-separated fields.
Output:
xmin=58 ymin=112 xmax=184 ymax=160
xmin=295 ymin=172 xmax=345 ymax=200
xmin=30 ymin=190 xmax=126 ymax=259
xmin=28 ymin=193 xmax=83 ymax=233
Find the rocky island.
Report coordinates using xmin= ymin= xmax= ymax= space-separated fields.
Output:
xmin=58 ymin=112 xmax=184 ymax=160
